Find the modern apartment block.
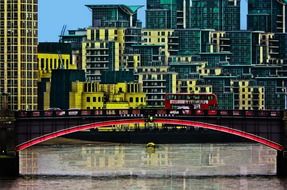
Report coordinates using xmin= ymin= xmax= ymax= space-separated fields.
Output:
xmin=188 ymin=0 xmax=240 ymax=31
xmin=86 ymin=4 xmax=143 ymax=28
xmin=61 ymin=29 xmax=87 ymax=70
xmin=0 ymin=0 xmax=38 ymax=110
xmin=146 ymin=0 xmax=191 ymax=29
xmin=82 ymin=28 xmax=123 ymax=81
xmin=146 ymin=0 xmax=240 ymax=30
xmin=38 ymin=2 xmax=287 ymax=110
xmin=81 ymin=5 xmax=144 ymax=81
xmin=248 ymin=0 xmax=287 ymax=33
xmin=137 ymin=66 xmax=177 ymax=107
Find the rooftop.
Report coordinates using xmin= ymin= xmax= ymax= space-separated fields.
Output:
xmin=86 ymin=4 xmax=144 ymax=15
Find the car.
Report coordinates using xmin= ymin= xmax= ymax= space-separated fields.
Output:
xmin=47 ymin=108 xmax=65 ymax=116
xmin=169 ymin=110 xmax=180 ymax=115
xmin=32 ymin=111 xmax=40 ymax=117
xmin=270 ymin=111 xmax=280 ymax=117
xmin=220 ymin=110 xmax=229 ymax=116
xmin=195 ymin=110 xmax=204 ymax=116
xmin=68 ymin=108 xmax=80 ymax=116
xmin=208 ymin=110 xmax=218 ymax=116
xmin=177 ymin=106 xmax=191 ymax=115
xmin=245 ymin=111 xmax=254 ymax=117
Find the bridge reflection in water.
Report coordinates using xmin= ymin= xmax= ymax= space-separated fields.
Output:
xmin=20 ymin=143 xmax=276 ymax=177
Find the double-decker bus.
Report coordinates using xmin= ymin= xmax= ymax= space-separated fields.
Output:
xmin=164 ymin=93 xmax=218 ymax=110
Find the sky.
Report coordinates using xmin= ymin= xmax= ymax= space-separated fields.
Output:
xmin=38 ymin=0 xmax=248 ymax=42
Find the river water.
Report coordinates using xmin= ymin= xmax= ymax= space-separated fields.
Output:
xmin=1 ymin=143 xmax=287 ymax=190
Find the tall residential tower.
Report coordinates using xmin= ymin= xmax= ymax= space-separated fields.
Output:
xmin=189 ymin=0 xmax=240 ymax=31
xmin=146 ymin=0 xmax=240 ymax=30
xmin=0 ymin=0 xmax=38 ymax=110
xmin=248 ymin=0 xmax=287 ymax=33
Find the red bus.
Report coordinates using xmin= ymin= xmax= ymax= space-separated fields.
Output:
xmin=164 ymin=93 xmax=218 ymax=110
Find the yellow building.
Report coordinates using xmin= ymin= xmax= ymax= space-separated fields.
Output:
xmin=0 ymin=0 xmax=38 ymax=110
xmin=142 ymin=29 xmax=175 ymax=64
xmin=69 ymin=82 xmax=146 ymax=110
xmin=82 ymin=28 xmax=126 ymax=81
xmin=209 ymin=31 xmax=230 ymax=53
xmin=37 ymin=43 xmax=77 ymax=80
xmin=257 ymin=32 xmax=283 ymax=64
xmin=196 ymin=62 xmax=222 ymax=76
xmin=137 ymin=66 xmax=177 ymax=107
xmin=231 ymin=80 xmax=265 ymax=110
xmin=123 ymin=54 xmax=141 ymax=72
xmin=177 ymin=79 xmax=213 ymax=94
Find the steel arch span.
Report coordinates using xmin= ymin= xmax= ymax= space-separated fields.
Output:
xmin=16 ymin=118 xmax=285 ymax=151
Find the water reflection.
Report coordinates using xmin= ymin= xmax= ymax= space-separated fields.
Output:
xmin=2 ymin=176 xmax=287 ymax=190
xmin=1 ymin=143 xmax=286 ymax=190
xmin=19 ymin=143 xmax=276 ymax=177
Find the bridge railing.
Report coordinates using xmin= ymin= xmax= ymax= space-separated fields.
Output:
xmin=14 ymin=109 xmax=283 ymax=119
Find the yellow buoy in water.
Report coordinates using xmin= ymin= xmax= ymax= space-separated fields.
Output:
xmin=146 ymin=142 xmax=156 ymax=153
xmin=146 ymin=142 xmax=156 ymax=148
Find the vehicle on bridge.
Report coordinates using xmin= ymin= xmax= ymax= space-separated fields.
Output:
xmin=164 ymin=93 xmax=218 ymax=110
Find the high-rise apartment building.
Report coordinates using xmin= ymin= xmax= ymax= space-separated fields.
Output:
xmin=0 ymin=0 xmax=38 ymax=110
xmin=146 ymin=0 xmax=240 ymax=30
xmin=189 ymin=0 xmax=240 ymax=31
xmin=146 ymin=0 xmax=191 ymax=29
xmin=248 ymin=0 xmax=287 ymax=33
xmin=86 ymin=5 xmax=143 ymax=28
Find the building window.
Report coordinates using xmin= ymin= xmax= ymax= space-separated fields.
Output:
xmin=93 ymin=97 xmax=96 ymax=102
xmin=130 ymin=97 xmax=133 ymax=102
xmin=98 ymin=97 xmax=101 ymax=102
xmin=87 ymin=97 xmax=90 ymax=102
xmin=119 ymin=88 xmax=123 ymax=93
xmin=136 ymin=97 xmax=139 ymax=102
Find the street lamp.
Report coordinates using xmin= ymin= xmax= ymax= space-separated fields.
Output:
xmin=0 ymin=92 xmax=10 ymax=111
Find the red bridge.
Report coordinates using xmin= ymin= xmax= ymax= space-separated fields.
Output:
xmin=2 ymin=109 xmax=287 ymax=176
xmin=15 ymin=109 xmax=285 ymax=150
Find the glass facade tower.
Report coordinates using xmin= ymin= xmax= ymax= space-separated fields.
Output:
xmin=248 ymin=0 xmax=287 ymax=33
xmin=146 ymin=0 xmax=240 ymax=30
xmin=188 ymin=0 xmax=240 ymax=31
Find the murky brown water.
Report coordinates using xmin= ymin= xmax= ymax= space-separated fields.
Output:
xmin=1 ymin=143 xmax=287 ymax=190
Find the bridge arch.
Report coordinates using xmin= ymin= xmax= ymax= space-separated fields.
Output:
xmin=16 ymin=118 xmax=284 ymax=151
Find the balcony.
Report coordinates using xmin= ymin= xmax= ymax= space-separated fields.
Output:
xmin=86 ymin=54 xmax=109 ymax=57
xmin=143 ymin=85 xmax=166 ymax=88
xmin=143 ymin=78 xmax=166 ymax=82
xmin=87 ymin=60 xmax=109 ymax=63
xmin=87 ymin=67 xmax=108 ymax=70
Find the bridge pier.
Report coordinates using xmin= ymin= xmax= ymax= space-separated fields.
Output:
xmin=277 ymin=111 xmax=287 ymax=177
xmin=0 ymin=123 xmax=19 ymax=177
xmin=277 ymin=151 xmax=287 ymax=177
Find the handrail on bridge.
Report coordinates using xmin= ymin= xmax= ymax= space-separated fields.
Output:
xmin=14 ymin=109 xmax=283 ymax=119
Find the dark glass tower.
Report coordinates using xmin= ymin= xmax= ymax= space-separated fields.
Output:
xmin=146 ymin=0 xmax=240 ymax=30
xmin=86 ymin=5 xmax=143 ymax=28
xmin=248 ymin=0 xmax=287 ymax=33
xmin=188 ymin=0 xmax=240 ymax=31
xmin=146 ymin=0 xmax=191 ymax=29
